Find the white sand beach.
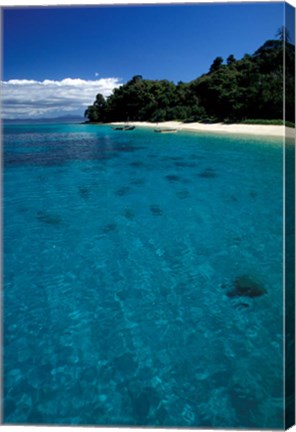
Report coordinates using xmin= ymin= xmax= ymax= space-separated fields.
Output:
xmin=110 ymin=121 xmax=295 ymax=139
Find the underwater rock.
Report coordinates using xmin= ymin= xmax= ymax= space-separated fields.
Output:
xmin=80 ymin=366 xmax=99 ymax=383
xmin=123 ymin=209 xmax=135 ymax=220
xmin=227 ymin=275 xmax=267 ymax=298
xmin=101 ymin=223 xmax=118 ymax=234
xmin=228 ymin=387 xmax=259 ymax=427
xmin=27 ymin=409 xmax=44 ymax=424
xmin=150 ymin=205 xmax=163 ymax=216
xmin=130 ymin=178 xmax=145 ymax=185
xmin=115 ymin=187 xmax=131 ymax=197
xmin=235 ymin=302 xmax=250 ymax=310
xmin=176 ymin=190 xmax=190 ymax=199
xmin=165 ymin=174 xmax=181 ymax=182
xmin=78 ymin=186 xmax=91 ymax=199
xmin=174 ymin=161 xmax=197 ymax=168
xmin=3 ymin=397 xmax=16 ymax=418
xmin=36 ymin=211 xmax=62 ymax=225
xmin=129 ymin=386 xmax=159 ymax=423
xmin=131 ymin=391 xmax=150 ymax=421
xmin=115 ymin=145 xmax=147 ymax=153
xmin=198 ymin=168 xmax=217 ymax=178
xmin=162 ymin=156 xmax=183 ymax=161
xmin=115 ymin=290 xmax=129 ymax=301
xmin=129 ymin=161 xmax=145 ymax=168
xmin=233 ymin=236 xmax=242 ymax=246
xmin=156 ymin=404 xmax=168 ymax=425
xmin=190 ymin=154 xmax=205 ymax=160
xmin=18 ymin=206 xmax=29 ymax=214
xmin=113 ymin=352 xmax=138 ymax=375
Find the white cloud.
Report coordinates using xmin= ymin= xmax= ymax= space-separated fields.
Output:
xmin=1 ymin=77 xmax=122 ymax=119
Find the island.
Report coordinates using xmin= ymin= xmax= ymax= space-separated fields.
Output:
xmin=84 ymin=30 xmax=295 ymax=133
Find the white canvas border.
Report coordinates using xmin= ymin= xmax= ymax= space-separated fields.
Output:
xmin=0 ymin=1 xmax=295 ymax=432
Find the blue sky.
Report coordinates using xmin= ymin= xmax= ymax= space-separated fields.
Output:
xmin=1 ymin=2 xmax=290 ymax=118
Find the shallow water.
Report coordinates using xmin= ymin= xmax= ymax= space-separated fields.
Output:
xmin=3 ymin=123 xmax=284 ymax=427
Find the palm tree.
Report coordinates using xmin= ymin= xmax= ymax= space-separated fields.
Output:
xmin=276 ymin=26 xmax=290 ymax=43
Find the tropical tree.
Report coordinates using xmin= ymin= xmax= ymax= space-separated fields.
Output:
xmin=276 ymin=25 xmax=290 ymax=42
xmin=227 ymin=54 xmax=236 ymax=66
xmin=84 ymin=30 xmax=294 ymax=124
xmin=209 ymin=56 xmax=224 ymax=73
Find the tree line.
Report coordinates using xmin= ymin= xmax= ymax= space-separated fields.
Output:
xmin=85 ymin=31 xmax=295 ymax=124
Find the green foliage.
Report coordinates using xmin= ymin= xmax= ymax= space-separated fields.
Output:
xmin=84 ymin=93 xmax=107 ymax=122
xmin=227 ymin=54 xmax=236 ymax=66
xmin=209 ymin=56 xmax=224 ymax=73
xmin=240 ymin=119 xmax=295 ymax=127
xmin=84 ymin=35 xmax=295 ymax=124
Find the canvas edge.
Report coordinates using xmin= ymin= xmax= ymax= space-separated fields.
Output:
xmin=284 ymin=1 xmax=295 ymax=429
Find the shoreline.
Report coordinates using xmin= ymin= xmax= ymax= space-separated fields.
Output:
xmin=108 ymin=121 xmax=295 ymax=139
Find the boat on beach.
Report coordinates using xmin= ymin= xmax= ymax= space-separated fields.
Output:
xmin=123 ymin=125 xmax=136 ymax=130
xmin=154 ymin=128 xmax=178 ymax=133
xmin=112 ymin=125 xmax=136 ymax=131
xmin=112 ymin=123 xmax=136 ymax=131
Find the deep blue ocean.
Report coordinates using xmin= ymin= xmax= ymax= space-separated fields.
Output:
xmin=3 ymin=123 xmax=284 ymax=428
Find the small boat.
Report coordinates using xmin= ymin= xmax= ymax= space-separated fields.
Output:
xmin=112 ymin=124 xmax=136 ymax=131
xmin=154 ymin=128 xmax=178 ymax=133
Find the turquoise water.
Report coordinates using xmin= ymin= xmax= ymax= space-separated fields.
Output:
xmin=3 ymin=123 xmax=284 ymax=428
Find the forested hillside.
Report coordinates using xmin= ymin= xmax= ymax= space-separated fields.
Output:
xmin=85 ymin=34 xmax=295 ymax=124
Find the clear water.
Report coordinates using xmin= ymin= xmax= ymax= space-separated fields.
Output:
xmin=3 ymin=123 xmax=284 ymax=428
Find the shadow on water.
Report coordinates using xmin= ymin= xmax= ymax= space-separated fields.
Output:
xmin=36 ymin=211 xmax=63 ymax=226
xmin=4 ymin=137 xmax=147 ymax=167
xmin=198 ymin=168 xmax=217 ymax=178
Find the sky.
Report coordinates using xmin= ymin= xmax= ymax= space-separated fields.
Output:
xmin=1 ymin=1 xmax=292 ymax=119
